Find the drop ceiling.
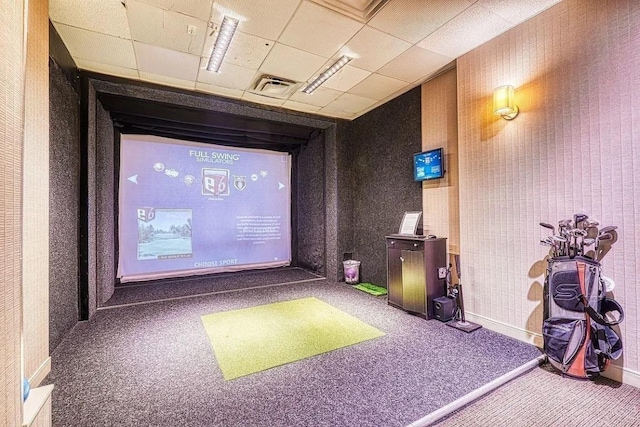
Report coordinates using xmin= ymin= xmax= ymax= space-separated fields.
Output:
xmin=50 ymin=0 xmax=562 ymax=120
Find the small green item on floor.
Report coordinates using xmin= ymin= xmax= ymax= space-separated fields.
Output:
xmin=353 ymin=282 xmax=388 ymax=296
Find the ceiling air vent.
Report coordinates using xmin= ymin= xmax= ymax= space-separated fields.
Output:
xmin=309 ymin=0 xmax=390 ymax=23
xmin=249 ymin=75 xmax=300 ymax=99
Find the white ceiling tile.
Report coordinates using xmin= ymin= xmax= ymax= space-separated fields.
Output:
xmin=136 ymin=0 xmax=215 ymax=21
xmin=377 ymin=46 xmax=452 ymax=83
xmin=50 ymin=0 xmax=131 ymax=39
xmin=259 ymin=43 xmax=327 ymax=82
xmin=54 ymin=23 xmax=137 ymax=69
xmin=279 ymin=1 xmax=364 ymax=58
xmin=477 ymin=0 xmax=562 ymax=25
xmin=288 ymin=86 xmax=342 ymax=107
xmin=211 ymin=0 xmax=301 ymax=40
xmin=202 ymin=31 xmax=274 ymax=70
xmin=324 ymin=92 xmax=376 ymax=113
xmin=134 ymin=42 xmax=201 ymax=80
xmin=347 ymin=73 xmax=406 ymax=100
xmin=196 ymin=58 xmax=258 ymax=90
xmin=242 ymin=92 xmax=286 ymax=106
xmin=318 ymin=63 xmax=371 ymax=91
xmin=139 ymin=71 xmax=197 ymax=90
xmin=343 ymin=26 xmax=411 ymax=72
xmin=317 ymin=106 xmax=356 ymax=120
xmin=51 ymin=0 xmax=556 ymax=119
xmin=368 ymin=0 xmax=473 ymax=43
xmin=195 ymin=82 xmax=245 ymax=99
xmin=417 ymin=4 xmax=514 ymax=58
xmin=74 ymin=58 xmax=140 ymax=80
xmin=127 ymin=0 xmax=207 ymax=55
xmin=282 ymin=100 xmax=322 ymax=113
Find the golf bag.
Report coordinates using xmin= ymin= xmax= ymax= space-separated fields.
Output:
xmin=543 ymin=256 xmax=624 ymax=378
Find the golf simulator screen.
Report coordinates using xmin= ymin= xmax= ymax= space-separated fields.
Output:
xmin=117 ymin=134 xmax=292 ymax=282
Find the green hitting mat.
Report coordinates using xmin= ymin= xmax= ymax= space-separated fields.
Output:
xmin=201 ymin=297 xmax=384 ymax=380
xmin=353 ymin=282 xmax=388 ymax=296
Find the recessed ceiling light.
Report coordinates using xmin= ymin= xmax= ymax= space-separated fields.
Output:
xmin=302 ymin=55 xmax=353 ymax=94
xmin=207 ymin=16 xmax=239 ymax=73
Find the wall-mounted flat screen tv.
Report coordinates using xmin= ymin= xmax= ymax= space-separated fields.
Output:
xmin=413 ymin=148 xmax=444 ymax=181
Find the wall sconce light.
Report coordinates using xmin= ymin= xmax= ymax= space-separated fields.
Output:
xmin=493 ymin=85 xmax=519 ymax=120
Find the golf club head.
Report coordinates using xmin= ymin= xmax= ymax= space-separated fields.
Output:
xmin=585 ymin=225 xmax=599 ymax=239
xmin=595 ymin=230 xmax=618 ymax=261
xmin=598 ymin=232 xmax=614 ymax=242
xmin=550 ymin=235 xmax=567 ymax=256
xmin=574 ymin=213 xmax=589 ymax=226
xmin=599 ymin=225 xmax=618 ymax=235
xmin=558 ymin=220 xmax=572 ymax=238
xmin=539 ymin=222 xmax=555 ymax=234
xmin=558 ymin=219 xmax=572 ymax=228
xmin=569 ymin=228 xmax=587 ymax=237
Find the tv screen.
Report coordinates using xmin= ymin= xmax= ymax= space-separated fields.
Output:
xmin=413 ymin=148 xmax=444 ymax=181
xmin=117 ymin=134 xmax=291 ymax=282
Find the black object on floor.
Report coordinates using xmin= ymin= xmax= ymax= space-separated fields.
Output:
xmin=447 ymin=319 xmax=483 ymax=333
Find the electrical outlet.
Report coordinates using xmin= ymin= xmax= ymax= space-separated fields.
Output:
xmin=438 ymin=267 xmax=447 ymax=279
xmin=187 ymin=25 xmax=197 ymax=35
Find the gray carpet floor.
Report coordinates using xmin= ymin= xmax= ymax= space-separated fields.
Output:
xmin=45 ymin=272 xmax=541 ymax=427
xmin=433 ymin=363 xmax=640 ymax=426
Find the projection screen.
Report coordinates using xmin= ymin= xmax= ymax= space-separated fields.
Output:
xmin=117 ymin=134 xmax=292 ymax=282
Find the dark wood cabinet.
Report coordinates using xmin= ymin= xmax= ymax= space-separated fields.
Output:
xmin=386 ymin=235 xmax=447 ymax=319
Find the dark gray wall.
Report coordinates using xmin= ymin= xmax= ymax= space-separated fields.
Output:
xmin=86 ymin=83 xmax=98 ymax=318
xmin=96 ymin=101 xmax=115 ymax=304
xmin=296 ymin=133 xmax=325 ymax=273
xmin=336 ymin=120 xmax=355 ymax=271
xmin=344 ymin=87 xmax=423 ymax=287
xmin=49 ymin=59 xmax=80 ymax=351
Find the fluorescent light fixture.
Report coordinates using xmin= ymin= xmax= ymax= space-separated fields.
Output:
xmin=302 ymin=55 xmax=353 ymax=94
xmin=207 ymin=16 xmax=239 ymax=73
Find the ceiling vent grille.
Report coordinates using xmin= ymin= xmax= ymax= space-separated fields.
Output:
xmin=309 ymin=0 xmax=390 ymax=23
xmin=249 ymin=75 xmax=300 ymax=99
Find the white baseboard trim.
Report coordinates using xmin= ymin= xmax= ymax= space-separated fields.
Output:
xmin=602 ymin=364 xmax=640 ymax=389
xmin=23 ymin=384 xmax=53 ymax=427
xmin=464 ymin=312 xmax=640 ymax=389
xmin=464 ymin=312 xmax=543 ymax=348
xmin=29 ymin=357 xmax=51 ymax=388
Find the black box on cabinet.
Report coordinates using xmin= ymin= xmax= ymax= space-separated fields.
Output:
xmin=433 ymin=296 xmax=457 ymax=322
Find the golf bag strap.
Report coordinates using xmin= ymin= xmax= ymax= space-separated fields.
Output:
xmin=579 ymin=295 xmax=624 ymax=326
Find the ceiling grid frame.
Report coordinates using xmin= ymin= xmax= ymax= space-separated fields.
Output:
xmin=50 ymin=0 xmax=564 ymax=119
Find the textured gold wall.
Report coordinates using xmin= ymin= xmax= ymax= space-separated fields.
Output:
xmin=457 ymin=0 xmax=639 ymax=379
xmin=421 ymin=68 xmax=460 ymax=256
xmin=0 ymin=0 xmax=25 ymax=425
xmin=23 ymin=0 xmax=50 ymax=384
